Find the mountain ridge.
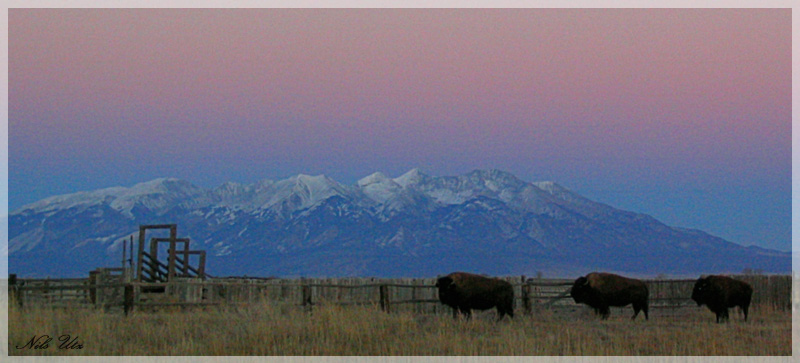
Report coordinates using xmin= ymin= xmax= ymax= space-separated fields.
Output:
xmin=8 ymin=169 xmax=790 ymax=278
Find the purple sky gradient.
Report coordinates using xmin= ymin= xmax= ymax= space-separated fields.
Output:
xmin=8 ymin=8 xmax=791 ymax=252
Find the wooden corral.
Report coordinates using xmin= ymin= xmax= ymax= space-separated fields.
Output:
xmin=135 ymin=224 xmax=208 ymax=283
xmin=8 ymin=274 xmax=793 ymax=317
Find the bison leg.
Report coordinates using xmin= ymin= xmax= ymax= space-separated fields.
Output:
xmin=459 ymin=307 xmax=472 ymax=320
xmin=714 ymin=308 xmax=729 ymax=323
xmin=741 ymin=304 xmax=749 ymax=322
xmin=496 ymin=307 xmax=513 ymax=321
xmin=497 ymin=302 xmax=514 ymax=321
xmin=495 ymin=306 xmax=505 ymax=321
xmin=632 ymin=302 xmax=649 ymax=321
xmin=599 ymin=306 xmax=610 ymax=320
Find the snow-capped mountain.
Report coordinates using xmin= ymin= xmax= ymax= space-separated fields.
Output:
xmin=8 ymin=169 xmax=790 ymax=278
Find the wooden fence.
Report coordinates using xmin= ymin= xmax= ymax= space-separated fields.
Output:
xmin=8 ymin=274 xmax=793 ymax=316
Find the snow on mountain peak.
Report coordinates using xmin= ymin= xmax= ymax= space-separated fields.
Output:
xmin=293 ymin=174 xmax=344 ymax=195
xmin=213 ymin=181 xmax=253 ymax=205
xmin=533 ymin=181 xmax=561 ymax=193
xmin=467 ymin=169 xmax=524 ymax=190
xmin=258 ymin=173 xmax=351 ymax=212
xmin=358 ymin=172 xmax=403 ymax=204
xmin=16 ymin=186 xmax=127 ymax=214
xmin=394 ymin=168 xmax=428 ymax=188
xmin=15 ymin=178 xmax=207 ymax=216
xmin=357 ymin=172 xmax=390 ymax=187
xmin=109 ymin=178 xmax=208 ymax=216
xmin=217 ymin=181 xmax=244 ymax=190
xmin=14 ymin=170 xmax=582 ymax=218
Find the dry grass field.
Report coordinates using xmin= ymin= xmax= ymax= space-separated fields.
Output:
xmin=6 ymin=298 xmax=792 ymax=356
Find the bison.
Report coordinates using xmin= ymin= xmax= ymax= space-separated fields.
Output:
xmin=691 ymin=275 xmax=753 ymax=323
xmin=435 ymin=272 xmax=514 ymax=321
xmin=570 ymin=272 xmax=649 ymax=320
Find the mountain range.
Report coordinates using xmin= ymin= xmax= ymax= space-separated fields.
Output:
xmin=8 ymin=169 xmax=790 ymax=278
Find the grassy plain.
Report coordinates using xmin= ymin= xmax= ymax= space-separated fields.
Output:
xmin=6 ymin=299 xmax=792 ymax=356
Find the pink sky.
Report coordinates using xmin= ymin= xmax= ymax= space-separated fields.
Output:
xmin=8 ymin=8 xmax=791 ymax=251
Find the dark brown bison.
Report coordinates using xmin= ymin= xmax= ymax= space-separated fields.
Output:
xmin=691 ymin=275 xmax=753 ymax=323
xmin=570 ymin=272 xmax=649 ymax=320
xmin=435 ymin=272 xmax=514 ymax=321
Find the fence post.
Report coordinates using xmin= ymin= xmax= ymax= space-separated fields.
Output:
xmin=522 ymin=282 xmax=532 ymax=315
xmin=411 ymin=280 xmax=418 ymax=314
xmin=43 ymin=278 xmax=50 ymax=303
xmin=123 ymin=284 xmax=135 ymax=316
xmin=302 ymin=283 xmax=312 ymax=312
xmin=89 ymin=270 xmax=99 ymax=305
xmin=379 ymin=284 xmax=390 ymax=313
xmin=9 ymin=274 xmax=22 ymax=308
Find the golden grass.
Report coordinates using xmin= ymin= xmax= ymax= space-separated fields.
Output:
xmin=7 ymin=299 xmax=792 ymax=356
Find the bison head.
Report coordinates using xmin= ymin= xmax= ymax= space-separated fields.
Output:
xmin=435 ymin=276 xmax=454 ymax=289
xmin=436 ymin=276 xmax=458 ymax=304
xmin=691 ymin=277 xmax=711 ymax=306
xmin=570 ymin=276 xmax=591 ymax=304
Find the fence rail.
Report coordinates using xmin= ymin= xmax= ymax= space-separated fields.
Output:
xmin=8 ymin=274 xmax=792 ymax=316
